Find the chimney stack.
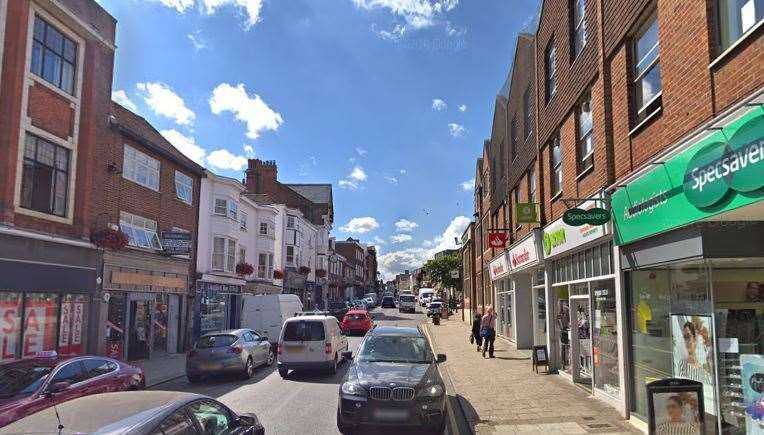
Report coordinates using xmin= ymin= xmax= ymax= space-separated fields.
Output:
xmin=245 ymin=159 xmax=278 ymax=194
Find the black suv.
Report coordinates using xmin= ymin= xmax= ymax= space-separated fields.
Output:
xmin=380 ymin=295 xmax=395 ymax=308
xmin=337 ymin=326 xmax=447 ymax=434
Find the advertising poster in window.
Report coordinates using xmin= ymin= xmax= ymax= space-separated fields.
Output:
xmin=0 ymin=294 xmax=22 ymax=361
xmin=671 ymin=314 xmax=716 ymax=416
xmin=58 ymin=296 xmax=86 ymax=356
xmin=22 ymin=294 xmax=59 ymax=357
xmin=740 ymin=354 xmax=764 ymax=435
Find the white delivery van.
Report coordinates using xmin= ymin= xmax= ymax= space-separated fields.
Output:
xmin=398 ymin=293 xmax=417 ymax=313
xmin=240 ymin=294 xmax=303 ymax=345
xmin=277 ymin=314 xmax=349 ymax=377
xmin=418 ymin=288 xmax=435 ymax=307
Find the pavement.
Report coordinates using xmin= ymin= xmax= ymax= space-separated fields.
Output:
xmin=425 ymin=317 xmax=641 ymax=435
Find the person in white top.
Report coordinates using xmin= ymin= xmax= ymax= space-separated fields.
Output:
xmin=656 ymin=396 xmax=700 ymax=435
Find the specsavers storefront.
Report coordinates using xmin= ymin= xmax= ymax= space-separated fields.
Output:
xmin=611 ymin=104 xmax=764 ymax=434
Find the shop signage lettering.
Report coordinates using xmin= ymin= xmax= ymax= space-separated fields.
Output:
xmin=161 ymin=232 xmax=192 ymax=256
xmin=542 ymin=196 xmax=609 ymax=258
xmin=511 ymin=249 xmax=530 ymax=267
xmin=491 ymin=262 xmax=505 ymax=277
xmin=543 ymin=228 xmax=566 ymax=256
xmin=489 ymin=254 xmax=510 ymax=280
xmin=612 ymin=108 xmax=764 ymax=245
xmin=563 ymin=207 xmax=611 ymax=226
xmin=1 ymin=301 xmax=20 ymax=361
xmin=507 ymin=232 xmax=541 ymax=270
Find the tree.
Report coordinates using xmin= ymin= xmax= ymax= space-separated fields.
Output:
xmin=423 ymin=254 xmax=461 ymax=290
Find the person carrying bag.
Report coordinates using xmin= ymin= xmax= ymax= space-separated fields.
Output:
xmin=470 ymin=312 xmax=483 ymax=352
xmin=480 ymin=306 xmax=497 ymax=358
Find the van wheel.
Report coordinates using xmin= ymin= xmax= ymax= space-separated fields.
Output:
xmin=278 ymin=367 xmax=289 ymax=378
xmin=329 ymin=354 xmax=339 ymax=375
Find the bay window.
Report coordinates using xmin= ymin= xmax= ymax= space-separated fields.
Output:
xmin=212 ymin=237 xmax=236 ymax=272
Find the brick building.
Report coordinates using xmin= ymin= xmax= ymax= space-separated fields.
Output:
xmin=334 ymin=238 xmax=367 ymax=299
xmin=459 ymin=222 xmax=475 ymax=320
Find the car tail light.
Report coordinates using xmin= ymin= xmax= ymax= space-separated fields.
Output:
xmin=189 ymin=349 xmax=197 ymax=358
xmin=325 ymin=342 xmax=332 ymax=354
xmin=277 ymin=344 xmax=282 ymax=355
xmin=228 ymin=345 xmax=243 ymax=354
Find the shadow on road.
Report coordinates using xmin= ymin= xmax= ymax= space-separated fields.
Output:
xmin=451 ymin=393 xmax=480 ymax=434
xmin=281 ymin=359 xmax=351 ymax=385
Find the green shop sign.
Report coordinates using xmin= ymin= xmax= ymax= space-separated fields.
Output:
xmin=516 ymin=203 xmax=540 ymax=224
xmin=542 ymin=228 xmax=566 ymax=256
xmin=612 ymin=107 xmax=764 ymax=246
xmin=563 ymin=207 xmax=611 ymax=227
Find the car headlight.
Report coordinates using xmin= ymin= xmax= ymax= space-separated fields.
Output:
xmin=418 ymin=384 xmax=444 ymax=397
xmin=341 ymin=382 xmax=367 ymax=396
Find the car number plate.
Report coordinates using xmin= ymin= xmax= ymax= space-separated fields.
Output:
xmin=202 ymin=362 xmax=222 ymax=370
xmin=373 ymin=409 xmax=409 ymax=421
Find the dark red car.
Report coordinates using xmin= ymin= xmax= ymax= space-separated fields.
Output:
xmin=340 ymin=309 xmax=373 ymax=335
xmin=0 ymin=352 xmax=145 ymax=428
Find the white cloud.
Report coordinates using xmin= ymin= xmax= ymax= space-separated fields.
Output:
xmin=136 ymin=82 xmax=195 ymax=126
xmin=150 ymin=0 xmax=264 ymax=29
xmin=340 ymin=217 xmax=380 ymax=234
xmin=209 ymin=83 xmax=283 ymax=140
xmin=448 ymin=122 xmax=465 ymax=137
xmin=427 ymin=215 xmax=469 ymax=253
xmin=458 ymin=104 xmax=467 ymax=112
xmin=395 ymin=219 xmax=418 ymax=232
xmin=352 ymin=0 xmax=459 ymax=29
xmin=355 ymin=147 xmax=367 ymax=156
xmin=112 ymin=90 xmax=138 ymax=112
xmin=187 ymin=32 xmax=206 ymax=50
xmin=207 ymin=149 xmax=248 ymax=171
xmin=338 ymin=180 xmax=359 ymax=190
xmin=384 ymin=176 xmax=398 ymax=184
xmin=399 ymin=169 xmax=407 ymax=174
xmin=431 ymin=98 xmax=447 ymax=111
xmin=373 ymin=236 xmax=386 ymax=245
xmin=349 ymin=166 xmax=367 ymax=182
xmin=445 ymin=21 xmax=466 ymax=37
xmin=243 ymin=144 xmax=255 ymax=157
xmin=154 ymin=0 xmax=194 ymax=12
xmin=391 ymin=233 xmax=413 ymax=243
xmin=160 ymin=129 xmax=206 ymax=165
xmin=374 ymin=23 xmax=407 ymax=41
xmin=460 ymin=178 xmax=474 ymax=191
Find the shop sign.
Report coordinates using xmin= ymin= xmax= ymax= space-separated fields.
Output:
xmin=612 ymin=108 xmax=764 ymax=245
xmin=161 ymin=232 xmax=192 ymax=255
xmin=542 ymin=198 xmax=608 ymax=258
xmin=489 ymin=253 xmax=510 ymax=280
xmin=507 ymin=232 xmax=540 ymax=271
xmin=488 ymin=231 xmax=508 ymax=249
xmin=516 ymin=203 xmax=539 ymax=224
xmin=563 ymin=207 xmax=610 ymax=226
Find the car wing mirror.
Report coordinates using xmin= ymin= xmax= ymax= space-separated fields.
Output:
xmin=235 ymin=413 xmax=260 ymax=427
xmin=436 ymin=354 xmax=447 ymax=364
xmin=341 ymin=351 xmax=353 ymax=360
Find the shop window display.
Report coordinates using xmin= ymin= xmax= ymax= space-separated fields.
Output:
xmin=106 ymin=293 xmax=126 ymax=360
xmin=593 ymin=279 xmax=620 ymax=397
xmin=153 ymin=294 xmax=169 ymax=353
xmin=22 ymin=293 xmax=59 ymax=358
xmin=0 ymin=293 xmax=22 ymax=361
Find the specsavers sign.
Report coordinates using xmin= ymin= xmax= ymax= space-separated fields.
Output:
xmin=542 ymin=197 xmax=609 ymax=258
xmin=612 ymin=107 xmax=764 ymax=245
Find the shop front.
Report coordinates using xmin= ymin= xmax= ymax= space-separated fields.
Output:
xmin=612 ymin=105 xmax=764 ymax=434
xmin=99 ymin=250 xmax=190 ymax=362
xmin=489 ymin=252 xmax=512 ymax=340
xmin=542 ymin=196 xmax=622 ymax=405
xmin=196 ymin=276 xmax=245 ymax=337
xmin=505 ymin=230 xmax=545 ymax=349
xmin=0 ymin=232 xmax=98 ymax=361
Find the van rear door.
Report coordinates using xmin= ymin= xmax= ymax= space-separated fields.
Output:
xmin=280 ymin=320 xmax=327 ymax=363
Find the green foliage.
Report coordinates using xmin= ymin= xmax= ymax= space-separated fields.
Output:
xmin=423 ymin=254 xmax=460 ymax=289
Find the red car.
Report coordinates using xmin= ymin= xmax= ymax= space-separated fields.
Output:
xmin=341 ymin=309 xmax=374 ymax=335
xmin=0 ymin=352 xmax=145 ymax=428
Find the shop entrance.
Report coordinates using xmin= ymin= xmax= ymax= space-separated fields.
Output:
xmin=570 ymin=296 xmax=593 ymax=389
xmin=128 ymin=299 xmax=151 ymax=361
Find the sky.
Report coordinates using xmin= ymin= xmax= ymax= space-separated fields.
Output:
xmin=97 ymin=0 xmax=539 ymax=280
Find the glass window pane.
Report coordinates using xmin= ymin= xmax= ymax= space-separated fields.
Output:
xmin=120 ymin=223 xmax=135 ymax=246
xmin=55 ymin=147 xmax=69 ymax=171
xmin=24 ymin=136 xmax=37 ymax=160
xmin=42 ymin=48 xmax=61 ymax=85
xmin=592 ymin=245 xmax=601 ymax=276
xmin=636 ymin=19 xmax=659 ymax=73
xmin=22 ymin=293 xmax=59 ymax=358
xmin=54 ymin=171 xmax=67 ymax=216
xmin=34 ymin=17 xmax=45 ymax=41
xmin=0 ymin=293 xmax=22 ymax=361
xmin=592 ymin=279 xmax=619 ymax=396
xmin=31 ymin=42 xmax=43 ymax=76
xmin=636 ymin=63 xmax=662 ymax=111
xmin=63 ymin=39 xmax=76 ymax=63
xmin=45 ymin=26 xmax=64 ymax=53
xmin=37 ymin=140 xmax=55 ymax=166
xmin=61 ymin=62 xmax=75 ymax=94
xmin=134 ymin=228 xmax=149 ymax=248
xmin=585 ymin=248 xmax=593 ymax=277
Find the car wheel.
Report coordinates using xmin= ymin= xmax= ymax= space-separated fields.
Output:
xmin=337 ymin=409 xmax=354 ymax=434
xmin=278 ymin=367 xmax=289 ymax=378
xmin=329 ymin=354 xmax=338 ymax=375
xmin=265 ymin=350 xmax=275 ymax=366
xmin=187 ymin=374 xmax=202 ymax=384
xmin=243 ymin=357 xmax=254 ymax=379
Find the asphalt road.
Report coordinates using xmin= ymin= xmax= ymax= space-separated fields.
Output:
xmin=152 ymin=306 xmax=444 ymax=435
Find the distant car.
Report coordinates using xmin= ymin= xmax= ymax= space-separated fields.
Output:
xmin=352 ymin=299 xmax=369 ymax=311
xmin=0 ymin=391 xmax=264 ymax=435
xmin=381 ymin=295 xmax=396 ymax=308
xmin=398 ymin=294 xmax=417 ymax=313
xmin=278 ymin=314 xmax=349 ymax=377
xmin=364 ymin=297 xmax=375 ymax=307
xmin=427 ymin=302 xmax=444 ymax=317
xmin=340 ymin=309 xmax=374 ymax=335
xmin=364 ymin=293 xmax=379 ymax=307
xmin=328 ymin=301 xmax=350 ymax=320
xmin=337 ymin=326 xmax=447 ymax=434
xmin=0 ymin=353 xmax=145 ymax=428
xmin=186 ymin=329 xmax=273 ymax=383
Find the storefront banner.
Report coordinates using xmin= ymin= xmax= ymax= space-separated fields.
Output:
xmin=542 ymin=198 xmax=609 ymax=259
xmin=22 ymin=301 xmax=57 ymax=358
xmin=612 ymin=107 xmax=764 ymax=246
xmin=489 ymin=253 xmax=510 ymax=280
xmin=507 ymin=232 xmax=541 ymax=271
xmin=671 ymin=314 xmax=716 ymax=416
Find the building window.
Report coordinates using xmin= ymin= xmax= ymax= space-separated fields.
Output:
xmin=523 ymin=88 xmax=532 ymax=139
xmin=571 ymin=0 xmax=587 ymax=58
xmin=227 ymin=201 xmax=237 ymax=220
xmin=286 ymin=246 xmax=295 ymax=265
xmin=287 ymin=216 xmax=295 ymax=229
xmin=577 ymin=91 xmax=594 ymax=172
xmin=545 ymin=39 xmax=557 ymax=103
xmin=239 ymin=246 xmax=246 ymax=265
xmin=31 ymin=16 xmax=77 ymax=95
xmin=20 ymin=134 xmax=70 ymax=217
xmin=718 ymin=0 xmax=763 ymax=52
xmin=268 ymin=253 xmax=274 ymax=278
xmin=240 ymin=211 xmax=248 ymax=230
xmin=632 ymin=15 xmax=662 ymax=124
xmin=119 ymin=211 xmax=162 ymax=250
xmin=529 ymin=164 xmax=537 ymax=203
xmin=259 ymin=222 xmax=268 ymax=235
xmin=212 ymin=237 xmax=236 ymax=272
xmin=513 ymin=188 xmax=520 ymax=229
xmin=214 ymin=198 xmax=227 ymax=216
xmin=258 ymin=253 xmax=267 ymax=278
xmin=174 ymin=171 xmax=193 ymax=204
xmin=510 ymin=116 xmax=518 ymax=161
xmin=551 ymin=136 xmax=563 ymax=196
xmin=123 ymin=145 xmax=159 ymax=191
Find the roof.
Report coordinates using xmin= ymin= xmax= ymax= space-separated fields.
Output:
xmin=201 ymin=329 xmax=249 ymax=336
xmin=370 ymin=326 xmax=424 ymax=337
xmin=111 ymin=102 xmax=205 ymax=177
xmin=285 ymin=184 xmax=333 ymax=204
xmin=1 ymin=391 xmax=203 ymax=434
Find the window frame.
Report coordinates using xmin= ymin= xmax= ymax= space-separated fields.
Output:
xmin=174 ymin=171 xmax=193 ymax=205
xmin=213 ymin=198 xmax=227 ymax=216
xmin=545 ymin=39 xmax=557 ymax=103
xmin=571 ymin=0 xmax=587 ymax=59
xmin=258 ymin=253 xmax=268 ymax=278
xmin=576 ymin=91 xmax=594 ymax=173
xmin=631 ymin=14 xmax=662 ymax=125
xmin=550 ymin=135 xmax=563 ymax=197
xmin=20 ymin=133 xmax=71 ymax=217
xmin=286 ymin=246 xmax=295 ymax=266
xmin=30 ymin=15 xmax=78 ymax=95
xmin=123 ymin=145 xmax=160 ymax=191
xmin=259 ymin=222 xmax=268 ymax=236
xmin=120 ymin=211 xmax=163 ymax=251
xmin=212 ymin=236 xmax=237 ymax=273
xmin=715 ymin=0 xmax=764 ymax=55
xmin=239 ymin=211 xmax=248 ymax=231
xmin=227 ymin=201 xmax=238 ymax=220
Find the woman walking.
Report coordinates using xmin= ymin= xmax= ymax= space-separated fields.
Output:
xmin=471 ymin=312 xmax=483 ymax=352
xmin=481 ymin=306 xmax=497 ymax=358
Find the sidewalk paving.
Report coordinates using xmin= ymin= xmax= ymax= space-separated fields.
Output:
xmin=133 ymin=352 xmax=187 ymax=387
xmin=426 ymin=319 xmax=640 ymax=435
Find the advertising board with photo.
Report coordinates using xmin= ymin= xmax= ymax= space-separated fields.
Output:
xmin=741 ymin=354 xmax=764 ymax=435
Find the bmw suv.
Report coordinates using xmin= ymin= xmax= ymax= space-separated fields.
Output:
xmin=336 ymin=326 xmax=447 ymax=434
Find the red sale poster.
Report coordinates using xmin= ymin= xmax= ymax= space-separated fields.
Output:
xmin=58 ymin=297 xmax=85 ymax=356
xmin=22 ymin=295 xmax=58 ymax=358
xmin=0 ymin=296 xmax=22 ymax=362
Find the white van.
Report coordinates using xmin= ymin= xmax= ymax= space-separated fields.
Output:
xmin=364 ymin=292 xmax=378 ymax=307
xmin=241 ymin=294 xmax=303 ymax=345
xmin=398 ymin=293 xmax=417 ymax=313
xmin=418 ymin=288 xmax=435 ymax=307
xmin=277 ymin=314 xmax=349 ymax=377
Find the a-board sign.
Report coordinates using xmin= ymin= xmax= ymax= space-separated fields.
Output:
xmin=646 ymin=378 xmax=705 ymax=435
xmin=531 ymin=344 xmax=549 ymax=374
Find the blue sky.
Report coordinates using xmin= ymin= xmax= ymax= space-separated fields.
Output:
xmin=98 ymin=0 xmax=539 ymax=279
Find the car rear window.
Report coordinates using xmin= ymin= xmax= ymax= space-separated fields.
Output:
xmin=346 ymin=313 xmax=367 ymax=321
xmin=283 ymin=321 xmax=325 ymax=341
xmin=196 ymin=334 xmax=238 ymax=348
xmin=383 ymin=297 xmax=393 ymax=301
xmin=400 ymin=295 xmax=415 ymax=302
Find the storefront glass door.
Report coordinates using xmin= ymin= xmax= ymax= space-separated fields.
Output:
xmin=153 ymin=294 xmax=169 ymax=354
xmin=128 ymin=300 xmax=151 ymax=361
xmin=571 ymin=296 xmax=593 ymax=389
xmin=555 ymin=286 xmax=571 ymax=373
xmin=533 ymin=287 xmax=547 ymax=346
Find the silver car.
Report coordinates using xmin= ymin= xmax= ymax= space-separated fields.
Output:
xmin=186 ymin=329 xmax=274 ymax=383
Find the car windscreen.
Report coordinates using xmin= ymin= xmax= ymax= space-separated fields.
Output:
xmin=196 ymin=334 xmax=238 ymax=348
xmin=0 ymin=364 xmax=53 ymax=398
xmin=399 ymin=295 xmax=415 ymax=302
xmin=282 ymin=321 xmax=325 ymax=341
xmin=429 ymin=303 xmax=442 ymax=309
xmin=356 ymin=336 xmax=434 ymax=364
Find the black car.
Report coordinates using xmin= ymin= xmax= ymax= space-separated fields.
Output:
xmin=328 ymin=301 xmax=350 ymax=320
xmin=380 ymin=295 xmax=396 ymax=308
xmin=337 ymin=326 xmax=448 ymax=434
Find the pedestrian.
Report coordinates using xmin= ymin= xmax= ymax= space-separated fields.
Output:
xmin=471 ymin=312 xmax=483 ymax=352
xmin=481 ymin=306 xmax=497 ymax=358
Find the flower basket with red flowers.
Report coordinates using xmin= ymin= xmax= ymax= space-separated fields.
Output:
xmin=299 ymin=266 xmax=311 ymax=275
xmin=92 ymin=228 xmax=130 ymax=250
xmin=235 ymin=262 xmax=254 ymax=276
xmin=273 ymin=270 xmax=284 ymax=279
xmin=315 ymin=269 xmax=327 ymax=278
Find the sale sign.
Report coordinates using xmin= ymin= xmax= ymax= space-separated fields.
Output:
xmin=22 ymin=298 xmax=58 ymax=358
xmin=1 ymin=297 xmax=21 ymax=362
xmin=59 ymin=299 xmax=85 ymax=356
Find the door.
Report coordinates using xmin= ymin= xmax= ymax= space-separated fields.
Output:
xmin=570 ymin=297 xmax=593 ymax=388
xmin=128 ymin=300 xmax=151 ymax=361
xmin=167 ymin=295 xmax=180 ymax=354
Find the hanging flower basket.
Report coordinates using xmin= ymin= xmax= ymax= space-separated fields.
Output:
xmin=315 ymin=269 xmax=327 ymax=278
xmin=299 ymin=266 xmax=311 ymax=275
xmin=273 ymin=269 xmax=284 ymax=279
xmin=91 ymin=228 xmax=129 ymax=250
xmin=235 ymin=262 xmax=254 ymax=276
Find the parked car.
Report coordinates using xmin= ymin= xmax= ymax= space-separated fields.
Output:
xmin=328 ymin=300 xmax=351 ymax=320
xmin=0 ymin=390 xmax=264 ymax=435
xmin=240 ymin=293 xmax=303 ymax=346
xmin=337 ymin=326 xmax=447 ymax=434
xmin=426 ymin=302 xmax=444 ymax=317
xmin=364 ymin=293 xmax=379 ymax=307
xmin=381 ymin=295 xmax=396 ymax=308
xmin=186 ymin=329 xmax=273 ymax=383
xmin=364 ymin=296 xmax=375 ymax=308
xmin=340 ymin=309 xmax=374 ymax=335
xmin=0 ymin=352 xmax=145 ymax=428
xmin=277 ymin=314 xmax=349 ymax=377
xmin=398 ymin=294 xmax=417 ymax=313
xmin=351 ymin=299 xmax=369 ymax=311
